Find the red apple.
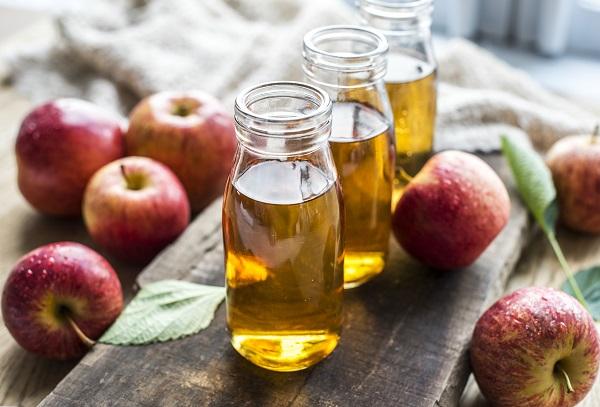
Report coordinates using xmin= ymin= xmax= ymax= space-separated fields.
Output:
xmin=547 ymin=127 xmax=600 ymax=234
xmin=392 ymin=151 xmax=510 ymax=270
xmin=2 ymin=242 xmax=123 ymax=360
xmin=125 ymin=91 xmax=236 ymax=212
xmin=83 ymin=156 xmax=190 ymax=264
xmin=16 ymin=98 xmax=125 ymax=216
xmin=471 ymin=287 xmax=600 ymax=407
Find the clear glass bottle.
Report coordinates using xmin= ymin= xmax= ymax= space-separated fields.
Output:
xmin=223 ymin=81 xmax=344 ymax=372
xmin=303 ymin=25 xmax=395 ymax=288
xmin=358 ymin=0 xmax=437 ymax=205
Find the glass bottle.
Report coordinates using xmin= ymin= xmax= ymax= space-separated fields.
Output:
xmin=358 ymin=0 xmax=437 ymax=205
xmin=223 ymin=81 xmax=344 ymax=372
xmin=303 ymin=25 xmax=395 ymax=289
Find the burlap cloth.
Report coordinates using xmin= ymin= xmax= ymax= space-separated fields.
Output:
xmin=4 ymin=0 xmax=597 ymax=152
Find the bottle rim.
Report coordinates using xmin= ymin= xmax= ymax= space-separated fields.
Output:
xmin=358 ymin=0 xmax=434 ymax=22
xmin=303 ymin=25 xmax=388 ymax=73
xmin=359 ymin=0 xmax=432 ymax=9
xmin=234 ymin=81 xmax=332 ymax=142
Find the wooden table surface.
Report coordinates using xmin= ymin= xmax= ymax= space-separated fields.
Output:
xmin=1 ymin=17 xmax=600 ymax=407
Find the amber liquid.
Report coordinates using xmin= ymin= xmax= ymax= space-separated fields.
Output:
xmin=385 ymin=54 xmax=437 ymax=206
xmin=330 ymin=102 xmax=393 ymax=288
xmin=223 ymin=160 xmax=344 ymax=371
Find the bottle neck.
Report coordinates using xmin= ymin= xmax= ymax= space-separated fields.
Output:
xmin=303 ymin=65 xmax=386 ymax=90
xmin=302 ymin=25 xmax=388 ymax=90
xmin=234 ymin=82 xmax=332 ymax=157
xmin=358 ymin=0 xmax=434 ymax=36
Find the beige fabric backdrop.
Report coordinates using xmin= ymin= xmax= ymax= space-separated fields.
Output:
xmin=3 ymin=0 xmax=597 ymax=152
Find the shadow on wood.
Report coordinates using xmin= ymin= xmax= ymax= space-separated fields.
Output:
xmin=39 ymin=154 xmax=530 ymax=407
xmin=13 ymin=210 xmax=143 ymax=299
xmin=15 ymin=211 xmax=90 ymax=253
xmin=0 ymin=342 xmax=76 ymax=406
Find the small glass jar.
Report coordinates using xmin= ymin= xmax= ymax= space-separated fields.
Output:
xmin=358 ymin=0 xmax=437 ymax=204
xmin=223 ymin=81 xmax=344 ymax=372
xmin=303 ymin=25 xmax=395 ymax=288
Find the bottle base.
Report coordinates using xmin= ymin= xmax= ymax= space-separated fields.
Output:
xmin=230 ymin=331 xmax=339 ymax=372
xmin=343 ymin=252 xmax=386 ymax=289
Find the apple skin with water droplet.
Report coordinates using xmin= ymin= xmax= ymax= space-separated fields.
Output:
xmin=392 ymin=150 xmax=510 ymax=270
xmin=125 ymin=91 xmax=236 ymax=213
xmin=1 ymin=242 xmax=123 ymax=359
xmin=83 ymin=156 xmax=190 ymax=264
xmin=546 ymin=131 xmax=600 ymax=234
xmin=16 ymin=98 xmax=125 ymax=217
xmin=471 ymin=287 xmax=600 ymax=407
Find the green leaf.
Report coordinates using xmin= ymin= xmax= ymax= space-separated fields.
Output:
xmin=501 ymin=135 xmax=590 ymax=312
xmin=500 ymin=135 xmax=557 ymax=234
xmin=100 ymin=280 xmax=225 ymax=345
xmin=561 ymin=266 xmax=600 ymax=320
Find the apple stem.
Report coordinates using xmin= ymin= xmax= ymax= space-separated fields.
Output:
xmin=66 ymin=315 xmax=96 ymax=348
xmin=120 ymin=164 xmax=131 ymax=186
xmin=557 ymin=364 xmax=574 ymax=393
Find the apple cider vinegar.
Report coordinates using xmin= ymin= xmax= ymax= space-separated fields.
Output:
xmin=224 ymin=82 xmax=343 ymax=371
xmin=358 ymin=0 xmax=438 ymax=206
xmin=224 ymin=161 xmax=343 ymax=371
xmin=386 ymin=55 xmax=436 ymax=199
xmin=303 ymin=26 xmax=394 ymax=288
xmin=330 ymin=102 xmax=393 ymax=287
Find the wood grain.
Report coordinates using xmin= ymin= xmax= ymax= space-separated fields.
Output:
xmin=460 ymin=227 xmax=600 ymax=407
xmin=0 ymin=84 xmax=141 ymax=406
xmin=0 ymin=85 xmax=81 ymax=407
xmin=0 ymin=18 xmax=81 ymax=406
xmin=1 ymin=16 xmax=598 ymax=407
xmin=39 ymin=155 xmax=529 ymax=407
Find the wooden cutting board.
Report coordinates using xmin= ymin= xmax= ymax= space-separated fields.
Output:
xmin=39 ymin=154 xmax=529 ymax=407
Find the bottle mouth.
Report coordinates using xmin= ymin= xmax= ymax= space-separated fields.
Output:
xmin=359 ymin=0 xmax=433 ymax=13
xmin=234 ymin=81 xmax=332 ymax=155
xmin=358 ymin=0 xmax=434 ymax=29
xmin=303 ymin=25 xmax=388 ymax=74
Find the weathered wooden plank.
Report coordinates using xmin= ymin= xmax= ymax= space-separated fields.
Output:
xmin=461 ymin=227 xmax=600 ymax=407
xmin=39 ymin=154 xmax=529 ymax=407
xmin=0 ymin=86 xmax=142 ymax=406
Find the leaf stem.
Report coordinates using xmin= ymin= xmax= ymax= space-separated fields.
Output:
xmin=547 ymin=231 xmax=589 ymax=311
xmin=556 ymin=364 xmax=574 ymax=393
